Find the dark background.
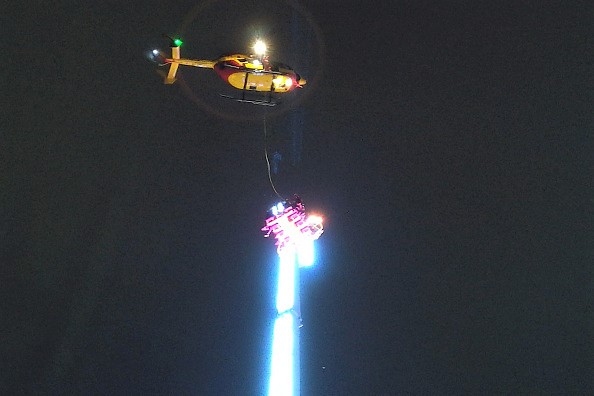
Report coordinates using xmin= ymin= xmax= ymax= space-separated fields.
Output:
xmin=2 ymin=0 xmax=592 ymax=394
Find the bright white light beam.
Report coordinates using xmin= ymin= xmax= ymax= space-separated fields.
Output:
xmin=276 ymin=246 xmax=296 ymax=313
xmin=297 ymin=238 xmax=315 ymax=268
xmin=264 ymin=201 xmax=323 ymax=396
xmin=269 ymin=312 xmax=294 ymax=395
xmin=253 ymin=39 xmax=267 ymax=56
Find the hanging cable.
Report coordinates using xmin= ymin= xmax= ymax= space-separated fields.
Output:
xmin=263 ymin=114 xmax=285 ymax=200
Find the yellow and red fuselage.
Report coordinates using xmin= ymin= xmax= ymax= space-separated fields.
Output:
xmin=164 ymin=48 xmax=306 ymax=93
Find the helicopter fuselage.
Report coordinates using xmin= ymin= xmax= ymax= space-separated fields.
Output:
xmin=212 ymin=54 xmax=305 ymax=93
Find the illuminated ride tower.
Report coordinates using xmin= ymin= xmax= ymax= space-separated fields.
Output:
xmin=262 ymin=198 xmax=324 ymax=396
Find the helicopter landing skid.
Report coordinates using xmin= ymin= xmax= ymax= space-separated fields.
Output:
xmin=220 ymin=94 xmax=278 ymax=106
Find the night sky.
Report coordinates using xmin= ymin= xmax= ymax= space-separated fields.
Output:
xmin=3 ymin=1 xmax=592 ymax=394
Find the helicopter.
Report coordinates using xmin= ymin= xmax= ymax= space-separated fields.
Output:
xmin=151 ymin=36 xmax=307 ymax=106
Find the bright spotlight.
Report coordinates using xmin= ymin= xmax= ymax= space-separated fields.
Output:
xmin=307 ymin=215 xmax=323 ymax=226
xmin=152 ymin=49 xmax=159 ymax=55
xmin=253 ymin=39 xmax=267 ymax=56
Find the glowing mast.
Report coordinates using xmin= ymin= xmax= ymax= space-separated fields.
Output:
xmin=262 ymin=199 xmax=323 ymax=396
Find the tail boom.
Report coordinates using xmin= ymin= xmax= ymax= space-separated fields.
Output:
xmin=163 ymin=45 xmax=215 ymax=84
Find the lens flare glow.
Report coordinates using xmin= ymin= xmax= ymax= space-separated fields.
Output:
xmin=253 ymin=39 xmax=267 ymax=56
